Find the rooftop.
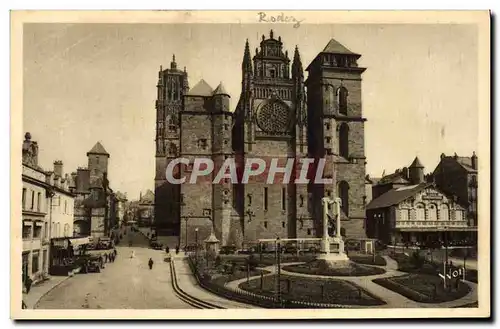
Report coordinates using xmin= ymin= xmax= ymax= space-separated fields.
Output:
xmin=87 ymin=142 xmax=109 ymax=156
xmin=187 ymin=79 xmax=213 ymax=97
xmin=366 ymin=183 xmax=431 ymax=210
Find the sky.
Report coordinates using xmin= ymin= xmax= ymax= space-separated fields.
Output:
xmin=23 ymin=23 xmax=478 ymax=200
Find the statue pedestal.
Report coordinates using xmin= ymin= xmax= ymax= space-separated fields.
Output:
xmin=317 ymin=236 xmax=349 ymax=264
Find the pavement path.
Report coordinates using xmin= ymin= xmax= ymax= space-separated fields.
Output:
xmin=35 ymin=229 xmax=194 ymax=309
xmin=225 ymin=256 xmax=478 ymax=308
xmin=174 ymin=258 xmax=259 ymax=309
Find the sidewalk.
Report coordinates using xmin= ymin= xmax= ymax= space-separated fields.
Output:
xmin=22 ymin=275 xmax=72 ymax=309
xmin=225 ymin=256 xmax=478 ymax=309
xmin=173 ymin=258 xmax=258 ymax=309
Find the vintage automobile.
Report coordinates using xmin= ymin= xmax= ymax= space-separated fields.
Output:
xmin=219 ymin=246 xmax=237 ymax=255
xmin=150 ymin=241 xmax=164 ymax=250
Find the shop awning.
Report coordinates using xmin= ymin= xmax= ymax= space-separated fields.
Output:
xmin=52 ymin=237 xmax=91 ymax=248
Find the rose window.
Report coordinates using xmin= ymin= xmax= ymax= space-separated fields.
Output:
xmin=256 ymin=101 xmax=291 ymax=133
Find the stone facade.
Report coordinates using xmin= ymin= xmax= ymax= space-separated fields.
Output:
xmin=21 ymin=132 xmax=75 ymax=285
xmin=69 ymin=142 xmax=118 ymax=238
xmin=432 ymin=152 xmax=478 ymax=227
xmin=154 ymin=32 xmax=368 ymax=247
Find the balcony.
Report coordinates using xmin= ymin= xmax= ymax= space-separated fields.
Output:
xmin=395 ymin=220 xmax=469 ymax=229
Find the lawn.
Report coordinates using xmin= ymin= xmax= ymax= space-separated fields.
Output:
xmin=390 ymin=252 xmax=478 ymax=283
xmin=256 ymin=254 xmax=317 ymax=266
xmin=348 ymin=254 xmax=387 ymax=266
xmin=190 ymin=256 xmax=269 ymax=286
xmin=282 ymin=260 xmax=386 ymax=276
xmin=239 ymin=274 xmax=386 ymax=306
xmin=373 ymin=273 xmax=471 ymax=303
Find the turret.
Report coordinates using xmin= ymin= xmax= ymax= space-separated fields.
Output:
xmin=409 ymin=157 xmax=425 ymax=184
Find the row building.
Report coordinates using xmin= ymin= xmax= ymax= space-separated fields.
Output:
xmin=366 ymin=156 xmax=477 ymax=245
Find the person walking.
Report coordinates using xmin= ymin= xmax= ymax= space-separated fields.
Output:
xmin=166 ymin=246 xmax=170 ymax=254
xmin=148 ymin=258 xmax=154 ymax=270
xmin=24 ymin=276 xmax=33 ymax=294
xmin=130 ymin=250 xmax=135 ymax=258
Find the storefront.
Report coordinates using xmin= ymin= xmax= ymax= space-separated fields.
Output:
xmin=50 ymin=236 xmax=91 ymax=275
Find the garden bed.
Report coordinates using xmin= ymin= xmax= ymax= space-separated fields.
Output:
xmin=390 ymin=252 xmax=478 ymax=283
xmin=239 ymin=274 xmax=386 ymax=306
xmin=348 ymin=254 xmax=387 ymax=266
xmin=373 ymin=273 xmax=471 ymax=303
xmin=283 ymin=260 xmax=386 ymax=276
xmin=256 ymin=254 xmax=317 ymax=266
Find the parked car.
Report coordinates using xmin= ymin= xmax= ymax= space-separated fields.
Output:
xmin=87 ymin=261 xmax=101 ymax=273
xmin=283 ymin=243 xmax=298 ymax=254
xmin=150 ymin=241 xmax=163 ymax=250
xmin=219 ymin=246 xmax=237 ymax=255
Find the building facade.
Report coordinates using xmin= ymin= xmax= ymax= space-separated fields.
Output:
xmin=154 ymin=31 xmax=368 ymax=248
xmin=47 ymin=161 xmax=75 ymax=239
xmin=138 ymin=190 xmax=154 ymax=226
xmin=21 ymin=133 xmax=76 ymax=284
xmin=70 ymin=142 xmax=117 ymax=238
xmin=366 ymin=157 xmax=473 ymax=244
xmin=432 ymin=152 xmax=478 ymax=227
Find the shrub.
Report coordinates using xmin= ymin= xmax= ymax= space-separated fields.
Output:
xmin=247 ymin=254 xmax=259 ymax=270
xmin=410 ymin=250 xmax=425 ymax=268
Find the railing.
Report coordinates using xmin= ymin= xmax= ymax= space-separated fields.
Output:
xmin=187 ymin=256 xmax=352 ymax=309
xmin=395 ymin=220 xmax=468 ymax=228
xmin=170 ymin=259 xmax=225 ymax=309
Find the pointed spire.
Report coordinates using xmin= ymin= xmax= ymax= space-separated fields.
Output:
xmin=213 ymin=81 xmax=230 ymax=97
xmin=242 ymin=39 xmax=253 ymax=73
xmin=292 ymin=46 xmax=304 ymax=78
xmin=171 ymin=54 xmax=177 ymax=69
xmin=270 ymin=29 xmax=274 ymax=39
xmin=409 ymin=157 xmax=424 ymax=168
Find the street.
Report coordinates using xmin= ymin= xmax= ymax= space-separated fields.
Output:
xmin=36 ymin=228 xmax=195 ymax=309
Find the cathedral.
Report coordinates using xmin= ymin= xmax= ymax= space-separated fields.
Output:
xmin=154 ymin=30 xmax=367 ymax=248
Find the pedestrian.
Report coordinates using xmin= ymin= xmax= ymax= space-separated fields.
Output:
xmin=24 ymin=276 xmax=32 ymax=294
xmin=148 ymin=258 xmax=154 ymax=270
xmin=104 ymin=254 xmax=108 ymax=263
xmin=130 ymin=250 xmax=135 ymax=258
xmin=175 ymin=245 xmax=179 ymax=254
xmin=114 ymin=248 xmax=117 ymax=257
xmin=166 ymin=246 xmax=170 ymax=254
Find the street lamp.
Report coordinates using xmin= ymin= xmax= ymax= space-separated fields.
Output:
xmin=195 ymin=228 xmax=199 ymax=261
xmin=275 ymin=236 xmax=282 ymax=306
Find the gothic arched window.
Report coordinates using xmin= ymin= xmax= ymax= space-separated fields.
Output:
xmin=337 ymin=86 xmax=348 ymax=115
xmin=339 ymin=123 xmax=349 ymax=159
xmin=338 ymin=181 xmax=350 ymax=216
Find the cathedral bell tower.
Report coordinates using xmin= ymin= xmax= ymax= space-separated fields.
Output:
xmin=306 ymin=38 xmax=368 ymax=238
xmin=154 ymin=54 xmax=188 ymax=235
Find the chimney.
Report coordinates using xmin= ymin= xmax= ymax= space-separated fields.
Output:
xmin=53 ymin=160 xmax=63 ymax=178
xmin=471 ymin=151 xmax=477 ymax=170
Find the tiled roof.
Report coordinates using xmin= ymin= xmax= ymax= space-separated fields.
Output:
xmin=187 ymin=79 xmax=213 ymax=97
xmin=322 ymin=38 xmax=357 ymax=55
xmin=366 ymin=183 xmax=431 ymax=210
xmin=213 ymin=82 xmax=229 ymax=96
xmin=88 ymin=142 xmax=109 ymax=155
xmin=377 ymin=172 xmax=409 ymax=185
xmin=455 ymin=156 xmax=476 ymax=172
xmin=140 ymin=190 xmax=155 ymax=203
xmin=409 ymin=157 xmax=424 ymax=168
